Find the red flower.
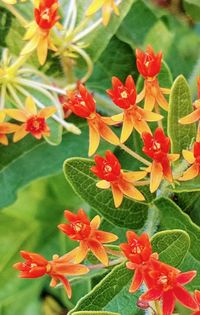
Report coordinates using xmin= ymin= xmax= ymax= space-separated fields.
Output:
xmin=34 ymin=0 xmax=60 ymax=30
xmin=140 ymin=259 xmax=197 ymax=315
xmin=13 ymin=250 xmax=89 ymax=298
xmin=179 ymin=142 xmax=200 ymax=181
xmin=136 ymin=45 xmax=170 ymax=111
xmin=58 ymin=94 xmax=72 ymax=119
xmin=142 ymin=128 xmax=179 ymax=192
xmin=66 ymin=84 xmax=119 ymax=156
xmin=91 ymin=150 xmax=146 ymax=207
xmin=191 ymin=290 xmax=200 ymax=315
xmin=120 ymin=231 xmax=157 ymax=293
xmin=136 ymin=45 xmax=162 ymax=78
xmin=107 ymin=75 xmax=163 ymax=143
xmin=58 ymin=209 xmax=118 ymax=266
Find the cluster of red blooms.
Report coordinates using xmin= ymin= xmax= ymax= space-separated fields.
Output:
xmin=13 ymin=209 xmax=199 ymax=315
xmin=63 ymin=45 xmax=200 ymax=205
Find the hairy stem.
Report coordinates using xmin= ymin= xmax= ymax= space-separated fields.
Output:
xmin=119 ymin=143 xmax=151 ymax=167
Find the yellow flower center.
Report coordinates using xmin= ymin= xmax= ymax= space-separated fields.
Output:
xmin=41 ymin=9 xmax=50 ymax=21
xmin=153 ymin=141 xmax=161 ymax=151
xmin=104 ymin=165 xmax=112 ymax=172
xmin=74 ymin=222 xmax=84 ymax=232
xmin=158 ymin=275 xmax=168 ymax=285
xmin=121 ymin=91 xmax=128 ymax=99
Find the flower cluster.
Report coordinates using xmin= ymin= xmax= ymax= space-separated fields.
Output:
xmin=14 ymin=214 xmax=198 ymax=314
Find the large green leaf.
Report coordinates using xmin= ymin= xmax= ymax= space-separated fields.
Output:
xmin=151 ymin=229 xmax=190 ymax=267
xmin=168 ymin=75 xmax=196 ymax=153
xmin=68 ymin=263 xmax=142 ymax=315
xmin=63 ymin=157 xmax=149 ymax=229
xmin=154 ymin=197 xmax=200 ymax=290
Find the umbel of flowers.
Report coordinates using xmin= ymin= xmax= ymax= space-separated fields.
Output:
xmin=14 ymin=209 xmax=199 ymax=315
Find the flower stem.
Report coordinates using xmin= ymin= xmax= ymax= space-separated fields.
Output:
xmin=87 ymin=258 xmax=124 ymax=270
xmin=3 ymin=3 xmax=28 ymax=27
xmin=105 ymin=247 xmax=124 ymax=257
xmin=119 ymin=143 xmax=151 ymax=167
xmin=70 ymin=44 xmax=93 ymax=83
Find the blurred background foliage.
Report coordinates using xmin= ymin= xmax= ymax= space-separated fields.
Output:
xmin=0 ymin=0 xmax=200 ymax=314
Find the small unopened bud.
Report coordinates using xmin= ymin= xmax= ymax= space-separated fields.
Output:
xmin=136 ymin=299 xmax=150 ymax=309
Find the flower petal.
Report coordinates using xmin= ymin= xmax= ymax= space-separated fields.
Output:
xmin=177 ymin=271 xmax=197 ymax=285
xmin=119 ymin=182 xmax=145 ymax=201
xmin=182 ymin=150 xmax=195 ymax=164
xmin=150 ymin=160 xmax=163 ymax=193
xmin=96 ymin=180 xmax=111 ymax=189
xmin=120 ymin=111 xmax=133 ymax=143
xmin=86 ymin=0 xmax=104 ymax=16
xmin=87 ymin=239 xmax=108 ymax=266
xmin=129 ymin=268 xmax=143 ymax=293
xmin=162 ymin=290 xmax=176 ymax=315
xmin=13 ymin=124 xmax=29 ymax=142
xmin=90 ymin=215 xmax=101 ymax=230
xmin=156 ymin=90 xmax=169 ymax=111
xmin=74 ymin=241 xmax=88 ymax=264
xmin=111 ymin=184 xmax=123 ymax=208
xmin=21 ymin=33 xmax=40 ymax=55
xmin=111 ymin=113 xmax=124 ymax=122
xmin=144 ymin=90 xmax=155 ymax=111
xmin=37 ymin=36 xmax=48 ymax=65
xmin=99 ymin=123 xmax=119 ymax=146
xmin=179 ymin=109 xmax=200 ymax=124
xmin=174 ymin=285 xmax=198 ymax=310
xmin=142 ymin=109 xmax=163 ymax=122
xmin=93 ymin=230 xmax=118 ymax=243
xmin=53 ymin=263 xmax=89 ymax=275
xmin=6 ymin=109 xmax=27 ymax=122
xmin=39 ymin=106 xmax=57 ymax=118
xmin=179 ymin=163 xmax=199 ymax=181
xmin=122 ymin=171 xmax=147 ymax=182
xmin=88 ymin=121 xmax=100 ymax=157
xmin=140 ymin=288 xmax=162 ymax=301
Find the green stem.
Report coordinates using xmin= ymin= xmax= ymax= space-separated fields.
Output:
xmin=3 ymin=3 xmax=28 ymax=27
xmin=119 ymin=143 xmax=151 ymax=167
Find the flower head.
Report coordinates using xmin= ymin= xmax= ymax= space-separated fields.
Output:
xmin=142 ymin=128 xmax=179 ymax=192
xmin=6 ymin=96 xmax=56 ymax=142
xmin=179 ymin=142 xmax=200 ymax=181
xmin=91 ymin=150 xmax=146 ymax=207
xmin=120 ymin=231 xmax=157 ymax=293
xmin=86 ymin=0 xmax=120 ymax=26
xmin=136 ymin=45 xmax=162 ymax=78
xmin=140 ymin=259 xmax=197 ymax=315
xmin=34 ymin=0 xmax=60 ymax=30
xmin=67 ymin=84 xmax=119 ymax=156
xmin=13 ymin=250 xmax=89 ymax=298
xmin=107 ymin=75 xmax=163 ymax=142
xmin=58 ymin=209 xmax=118 ymax=266
xmin=0 ymin=111 xmax=18 ymax=145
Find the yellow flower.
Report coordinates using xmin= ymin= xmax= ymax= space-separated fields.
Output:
xmin=86 ymin=0 xmax=120 ymax=26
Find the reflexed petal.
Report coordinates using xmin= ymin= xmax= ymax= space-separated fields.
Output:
xmin=0 ymin=134 xmax=8 ymax=145
xmin=21 ymin=251 xmax=47 ymax=265
xmin=182 ymin=150 xmax=195 ymax=164
xmin=168 ymin=154 xmax=180 ymax=162
xmin=136 ymin=88 xmax=145 ymax=103
xmin=111 ymin=184 xmax=123 ymax=207
xmin=54 ymin=263 xmax=89 ymax=275
xmin=13 ymin=124 xmax=29 ymax=142
xmin=99 ymin=123 xmax=119 ymax=145
xmin=150 ymin=160 xmax=163 ymax=193
xmin=101 ymin=116 xmax=118 ymax=126
xmin=37 ymin=36 xmax=48 ymax=65
xmin=133 ymin=118 xmax=151 ymax=135
xmin=21 ymin=33 xmax=40 ymax=55
xmin=93 ymin=230 xmax=118 ymax=243
xmin=23 ymin=22 xmax=38 ymax=40
xmin=195 ymin=290 xmax=200 ymax=305
xmin=160 ymin=87 xmax=171 ymax=94
xmin=174 ymin=285 xmax=198 ymax=310
xmin=144 ymin=90 xmax=155 ymax=111
xmin=96 ymin=180 xmax=110 ymax=189
xmin=162 ymin=290 xmax=176 ymax=315
xmin=39 ymin=106 xmax=57 ymax=118
xmin=25 ymin=96 xmax=37 ymax=114
xmin=140 ymin=288 xmax=162 ymax=301
xmin=142 ymin=109 xmax=163 ymax=122
xmin=0 ymin=111 xmax=6 ymax=122
xmin=86 ymin=0 xmax=104 ymax=15
xmin=120 ymin=182 xmax=145 ymax=201
xmin=156 ymin=90 xmax=169 ymax=111
xmin=179 ymin=109 xmax=200 ymax=124
xmin=55 ymin=276 xmax=72 ymax=299
xmin=102 ymin=1 xmax=112 ymax=26
xmin=177 ymin=271 xmax=197 ymax=285
xmin=90 ymin=215 xmax=101 ymax=230
xmin=88 ymin=121 xmax=100 ymax=157
xmin=129 ymin=269 xmax=143 ymax=293
xmin=87 ymin=239 xmax=108 ymax=266
xmin=6 ymin=109 xmax=27 ymax=122
xmin=111 ymin=113 xmax=124 ymax=122
xmin=122 ymin=171 xmax=147 ymax=182
xmin=57 ymin=247 xmax=79 ymax=263
xmin=179 ymin=163 xmax=199 ymax=181
xmin=74 ymin=241 xmax=88 ymax=264
xmin=0 ymin=122 xmax=18 ymax=133
xmin=120 ymin=111 xmax=133 ymax=143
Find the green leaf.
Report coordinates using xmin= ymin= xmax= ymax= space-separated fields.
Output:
xmin=72 ymin=312 xmax=120 ymax=315
xmin=154 ymin=197 xmax=200 ymax=290
xmin=68 ymin=263 xmax=142 ymax=315
xmin=151 ymin=229 xmax=190 ymax=267
xmin=63 ymin=157 xmax=149 ymax=229
xmin=183 ymin=0 xmax=200 ymax=22
xmin=168 ymin=75 xmax=196 ymax=153
xmin=173 ymin=176 xmax=200 ymax=193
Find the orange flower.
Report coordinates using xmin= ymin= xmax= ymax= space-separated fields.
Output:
xmin=140 ymin=259 xmax=197 ymax=315
xmin=86 ymin=0 xmax=120 ymax=26
xmin=120 ymin=231 xmax=158 ymax=293
xmin=179 ymin=142 xmax=200 ymax=181
xmin=66 ymin=84 xmax=119 ymax=156
xmin=0 ymin=111 xmax=18 ymax=145
xmin=136 ymin=45 xmax=170 ymax=111
xmin=13 ymin=250 xmax=89 ymax=298
xmin=142 ymin=128 xmax=179 ymax=192
xmin=107 ymin=75 xmax=163 ymax=143
xmin=91 ymin=150 xmax=146 ymax=207
xmin=21 ymin=0 xmax=60 ymax=65
xmin=6 ymin=96 xmax=56 ymax=142
xmin=58 ymin=209 xmax=118 ymax=266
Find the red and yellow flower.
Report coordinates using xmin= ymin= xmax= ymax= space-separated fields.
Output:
xmin=140 ymin=259 xmax=197 ymax=315
xmin=0 ymin=111 xmax=18 ymax=145
xmin=120 ymin=231 xmax=158 ymax=293
xmin=86 ymin=0 xmax=120 ymax=26
xmin=13 ymin=250 xmax=89 ymax=298
xmin=136 ymin=45 xmax=170 ymax=111
xmin=91 ymin=150 xmax=146 ymax=207
xmin=142 ymin=128 xmax=179 ymax=192
xmin=21 ymin=0 xmax=60 ymax=65
xmin=107 ymin=75 xmax=163 ymax=143
xmin=58 ymin=209 xmax=118 ymax=266
xmin=179 ymin=142 xmax=200 ymax=181
xmin=66 ymin=84 xmax=119 ymax=156
xmin=6 ymin=96 xmax=56 ymax=142
xmin=192 ymin=290 xmax=200 ymax=315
